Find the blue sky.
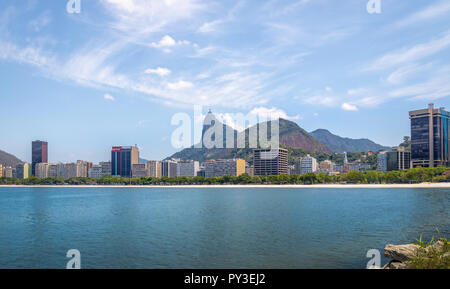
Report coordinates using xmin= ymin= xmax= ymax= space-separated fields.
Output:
xmin=0 ymin=0 xmax=449 ymax=163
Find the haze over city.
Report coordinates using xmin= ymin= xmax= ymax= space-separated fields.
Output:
xmin=1 ymin=0 xmax=450 ymax=163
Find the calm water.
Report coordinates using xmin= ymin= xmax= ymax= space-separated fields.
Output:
xmin=0 ymin=187 xmax=448 ymax=269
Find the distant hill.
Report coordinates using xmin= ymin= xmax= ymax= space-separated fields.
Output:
xmin=310 ymin=129 xmax=391 ymax=153
xmin=0 ymin=149 xmax=23 ymax=167
xmin=168 ymin=114 xmax=332 ymax=163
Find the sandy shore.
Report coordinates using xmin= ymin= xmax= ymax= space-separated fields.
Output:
xmin=0 ymin=183 xmax=450 ymax=189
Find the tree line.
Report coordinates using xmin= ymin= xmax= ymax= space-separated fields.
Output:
xmin=1 ymin=167 xmax=449 ymax=186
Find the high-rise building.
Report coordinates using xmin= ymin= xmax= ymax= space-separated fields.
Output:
xmin=0 ymin=164 xmax=3 ymax=178
xmin=147 ymin=161 xmax=161 ymax=178
xmin=205 ymin=159 xmax=246 ymax=178
xmin=176 ymin=160 xmax=200 ymax=177
xmin=409 ymin=104 xmax=449 ymax=167
xmin=377 ymin=147 xmax=411 ymax=172
xmin=48 ymin=164 xmax=58 ymax=177
xmin=88 ymin=165 xmax=104 ymax=179
xmin=35 ymin=163 xmax=50 ymax=178
xmin=254 ymin=148 xmax=288 ymax=176
xmin=3 ymin=166 xmax=14 ymax=178
xmin=162 ymin=160 xmax=178 ymax=177
xmin=16 ymin=163 xmax=32 ymax=179
xmin=111 ymin=146 xmax=139 ymax=177
xmin=32 ymin=140 xmax=48 ymax=176
xmin=100 ymin=162 xmax=112 ymax=176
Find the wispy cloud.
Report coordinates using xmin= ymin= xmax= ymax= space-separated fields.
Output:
xmin=144 ymin=67 xmax=171 ymax=77
xmin=364 ymin=31 xmax=450 ymax=71
xmin=394 ymin=1 xmax=450 ymax=28
xmin=341 ymin=103 xmax=358 ymax=111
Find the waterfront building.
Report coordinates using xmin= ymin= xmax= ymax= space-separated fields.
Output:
xmin=377 ymin=147 xmax=411 ymax=172
xmin=32 ymin=140 xmax=48 ymax=176
xmin=298 ymin=154 xmax=318 ymax=175
xmin=0 ymin=164 xmax=2 ymax=177
xmin=176 ymin=160 xmax=200 ymax=177
xmin=16 ymin=163 xmax=31 ymax=179
xmin=88 ymin=165 xmax=103 ymax=179
xmin=35 ymin=163 xmax=50 ymax=178
xmin=409 ymin=103 xmax=449 ymax=167
xmin=48 ymin=164 xmax=58 ymax=177
xmin=253 ymin=148 xmax=289 ymax=176
xmin=3 ymin=166 xmax=14 ymax=178
xmin=132 ymin=163 xmax=147 ymax=178
xmin=205 ymin=159 xmax=246 ymax=178
xmin=162 ymin=160 xmax=178 ymax=177
xmin=100 ymin=162 xmax=112 ymax=176
xmin=147 ymin=161 xmax=161 ymax=178
xmin=111 ymin=146 xmax=139 ymax=177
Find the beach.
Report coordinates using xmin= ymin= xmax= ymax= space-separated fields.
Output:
xmin=1 ymin=183 xmax=450 ymax=189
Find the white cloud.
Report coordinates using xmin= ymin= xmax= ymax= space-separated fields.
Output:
xmin=104 ymin=93 xmax=115 ymax=101
xmin=144 ymin=67 xmax=171 ymax=77
xmin=167 ymin=80 xmax=194 ymax=90
xmin=250 ymin=107 xmax=301 ymax=120
xmin=341 ymin=103 xmax=358 ymax=111
xmin=150 ymin=35 xmax=191 ymax=53
xmin=365 ymin=31 xmax=450 ymax=71
xmin=29 ymin=11 xmax=51 ymax=32
xmin=386 ymin=63 xmax=432 ymax=84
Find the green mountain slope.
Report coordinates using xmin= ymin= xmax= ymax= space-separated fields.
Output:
xmin=310 ymin=129 xmax=391 ymax=153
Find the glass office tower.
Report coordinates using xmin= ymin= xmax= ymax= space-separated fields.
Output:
xmin=111 ymin=146 xmax=139 ymax=177
xmin=409 ymin=104 xmax=449 ymax=167
xmin=31 ymin=140 xmax=48 ymax=176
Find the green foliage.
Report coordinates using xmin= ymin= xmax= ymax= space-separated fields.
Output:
xmin=1 ymin=166 xmax=449 ymax=186
xmin=409 ymin=229 xmax=450 ymax=269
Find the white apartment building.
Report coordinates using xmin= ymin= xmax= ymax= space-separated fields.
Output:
xmin=299 ymin=155 xmax=318 ymax=174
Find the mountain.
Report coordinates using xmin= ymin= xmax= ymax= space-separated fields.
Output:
xmin=310 ymin=129 xmax=391 ymax=153
xmin=168 ymin=114 xmax=332 ymax=163
xmin=0 ymin=149 xmax=23 ymax=167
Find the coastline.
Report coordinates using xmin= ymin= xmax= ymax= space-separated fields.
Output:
xmin=1 ymin=183 xmax=450 ymax=189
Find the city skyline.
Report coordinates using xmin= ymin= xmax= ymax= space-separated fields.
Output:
xmin=1 ymin=1 xmax=450 ymax=163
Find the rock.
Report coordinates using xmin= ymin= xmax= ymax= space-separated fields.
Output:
xmin=368 ymin=265 xmax=381 ymax=269
xmin=384 ymin=244 xmax=420 ymax=262
xmin=388 ymin=261 xmax=408 ymax=269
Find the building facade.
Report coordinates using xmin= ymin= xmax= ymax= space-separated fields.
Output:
xmin=111 ymin=146 xmax=139 ymax=177
xmin=16 ymin=163 xmax=31 ymax=179
xmin=147 ymin=161 xmax=162 ymax=178
xmin=35 ymin=163 xmax=50 ymax=178
xmin=32 ymin=140 xmax=48 ymax=176
xmin=409 ymin=103 xmax=449 ymax=167
xmin=377 ymin=147 xmax=411 ymax=172
xmin=205 ymin=159 xmax=246 ymax=178
xmin=162 ymin=160 xmax=178 ymax=177
xmin=88 ymin=165 xmax=103 ymax=179
xmin=254 ymin=148 xmax=288 ymax=176
xmin=132 ymin=163 xmax=147 ymax=178
xmin=176 ymin=160 xmax=200 ymax=177
xmin=298 ymin=154 xmax=318 ymax=175
xmin=100 ymin=162 xmax=112 ymax=176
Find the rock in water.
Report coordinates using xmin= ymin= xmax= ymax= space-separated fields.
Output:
xmin=384 ymin=244 xmax=420 ymax=262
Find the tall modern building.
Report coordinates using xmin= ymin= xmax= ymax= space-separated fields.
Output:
xmin=254 ymin=148 xmax=289 ymax=176
xmin=111 ymin=146 xmax=139 ymax=177
xmin=32 ymin=140 xmax=48 ymax=176
xmin=409 ymin=104 xmax=449 ymax=167
xmin=147 ymin=161 xmax=162 ymax=178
